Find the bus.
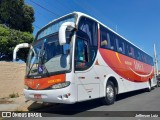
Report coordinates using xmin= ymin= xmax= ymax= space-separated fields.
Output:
xmin=24 ymin=12 xmax=156 ymax=105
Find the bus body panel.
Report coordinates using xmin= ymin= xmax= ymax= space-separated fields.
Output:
xmin=77 ymin=83 xmax=99 ymax=101
xmin=24 ymin=83 xmax=77 ymax=104
xmin=24 ymin=72 xmax=77 ymax=103
xmin=75 ymin=63 xmax=100 ymax=102
xmin=98 ymin=48 xmax=153 ymax=93
xmin=76 ymin=48 xmax=154 ymax=99
xmin=24 ymin=12 xmax=155 ymax=104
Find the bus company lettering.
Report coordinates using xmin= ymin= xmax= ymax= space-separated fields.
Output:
xmin=125 ymin=61 xmax=132 ymax=66
xmin=48 ymin=79 xmax=61 ymax=83
xmin=134 ymin=61 xmax=144 ymax=71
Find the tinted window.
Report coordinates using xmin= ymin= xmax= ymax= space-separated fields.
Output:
xmin=100 ymin=26 xmax=109 ymax=49
xmin=99 ymin=25 xmax=153 ymax=66
xmin=116 ymin=37 xmax=125 ymax=54
xmin=100 ymin=25 xmax=116 ymax=51
xmin=75 ymin=37 xmax=89 ymax=70
xmin=76 ymin=17 xmax=98 ymax=71
xmin=78 ymin=17 xmax=98 ymax=47
xmin=109 ymin=32 xmax=116 ymax=51
xmin=126 ymin=43 xmax=135 ymax=58
xmin=135 ymin=49 xmax=141 ymax=61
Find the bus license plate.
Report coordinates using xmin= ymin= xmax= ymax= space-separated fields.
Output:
xmin=34 ymin=94 xmax=42 ymax=99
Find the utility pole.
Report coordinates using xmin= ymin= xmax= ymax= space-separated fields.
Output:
xmin=154 ymin=44 xmax=159 ymax=76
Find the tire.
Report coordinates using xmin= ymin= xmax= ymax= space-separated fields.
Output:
xmin=146 ymin=80 xmax=151 ymax=92
xmin=158 ymin=81 xmax=160 ymax=87
xmin=102 ymin=81 xmax=116 ymax=105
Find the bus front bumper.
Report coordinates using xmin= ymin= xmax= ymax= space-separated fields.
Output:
xmin=23 ymin=85 xmax=76 ymax=104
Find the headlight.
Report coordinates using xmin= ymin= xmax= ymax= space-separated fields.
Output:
xmin=51 ymin=81 xmax=70 ymax=89
xmin=24 ymin=85 xmax=29 ymax=89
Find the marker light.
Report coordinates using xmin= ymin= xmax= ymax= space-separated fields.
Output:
xmin=51 ymin=81 xmax=70 ymax=89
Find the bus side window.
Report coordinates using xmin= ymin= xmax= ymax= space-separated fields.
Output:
xmin=80 ymin=23 xmax=91 ymax=42
xmin=100 ymin=25 xmax=116 ymax=51
xmin=126 ymin=44 xmax=131 ymax=57
xmin=137 ymin=52 xmax=140 ymax=60
xmin=78 ymin=17 xmax=98 ymax=70
xmin=141 ymin=53 xmax=145 ymax=63
xmin=78 ymin=17 xmax=97 ymax=47
xmin=75 ymin=38 xmax=89 ymax=70
xmin=128 ymin=46 xmax=135 ymax=58
xmin=109 ymin=33 xmax=116 ymax=51
xmin=135 ymin=49 xmax=142 ymax=61
xmin=100 ymin=26 xmax=109 ymax=49
xmin=128 ymin=47 xmax=133 ymax=57
xmin=116 ymin=38 xmax=125 ymax=54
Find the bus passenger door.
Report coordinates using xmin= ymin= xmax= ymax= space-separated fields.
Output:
xmin=74 ymin=36 xmax=99 ymax=102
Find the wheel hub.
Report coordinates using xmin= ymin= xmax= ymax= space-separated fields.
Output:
xmin=106 ymin=85 xmax=114 ymax=100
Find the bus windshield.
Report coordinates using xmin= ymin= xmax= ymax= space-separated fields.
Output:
xmin=26 ymin=32 xmax=72 ymax=77
xmin=36 ymin=14 xmax=75 ymax=40
xmin=26 ymin=14 xmax=76 ymax=77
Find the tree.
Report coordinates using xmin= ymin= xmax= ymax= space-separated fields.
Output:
xmin=0 ymin=24 xmax=34 ymax=62
xmin=0 ymin=0 xmax=35 ymax=33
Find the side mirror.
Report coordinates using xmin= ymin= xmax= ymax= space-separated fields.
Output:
xmin=13 ymin=43 xmax=30 ymax=62
xmin=59 ymin=22 xmax=75 ymax=45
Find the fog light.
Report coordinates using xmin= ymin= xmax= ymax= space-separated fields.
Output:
xmin=63 ymin=93 xmax=71 ymax=99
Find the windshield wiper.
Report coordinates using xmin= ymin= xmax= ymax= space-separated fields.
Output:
xmin=39 ymin=42 xmax=50 ymax=77
xmin=27 ymin=52 xmax=40 ymax=77
xmin=27 ymin=61 xmax=38 ymax=77
xmin=42 ymin=63 xmax=50 ymax=77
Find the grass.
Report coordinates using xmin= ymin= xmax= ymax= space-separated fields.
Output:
xmin=9 ymin=92 xmax=19 ymax=98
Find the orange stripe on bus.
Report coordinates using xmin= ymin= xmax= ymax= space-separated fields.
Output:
xmin=25 ymin=74 xmax=66 ymax=90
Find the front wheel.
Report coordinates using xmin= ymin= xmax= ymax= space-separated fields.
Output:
xmin=102 ymin=81 xmax=116 ymax=105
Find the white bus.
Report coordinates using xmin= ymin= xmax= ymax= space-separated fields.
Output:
xmin=24 ymin=12 xmax=156 ymax=105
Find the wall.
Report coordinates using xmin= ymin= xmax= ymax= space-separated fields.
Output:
xmin=0 ymin=62 xmax=26 ymax=98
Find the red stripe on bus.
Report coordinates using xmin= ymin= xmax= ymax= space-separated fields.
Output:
xmin=99 ymin=48 xmax=154 ymax=82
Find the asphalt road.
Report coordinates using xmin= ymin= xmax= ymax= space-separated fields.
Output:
xmin=29 ymin=87 xmax=160 ymax=117
xmin=7 ymin=87 xmax=160 ymax=120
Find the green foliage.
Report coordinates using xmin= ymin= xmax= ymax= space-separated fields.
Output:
xmin=0 ymin=24 xmax=34 ymax=61
xmin=0 ymin=0 xmax=35 ymax=33
xmin=0 ymin=0 xmax=35 ymax=62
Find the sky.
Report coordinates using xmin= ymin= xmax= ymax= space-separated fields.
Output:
xmin=25 ymin=0 xmax=160 ymax=67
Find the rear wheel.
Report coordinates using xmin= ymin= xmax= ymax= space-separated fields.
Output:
xmin=102 ymin=81 xmax=116 ymax=105
xmin=158 ymin=81 xmax=160 ymax=87
xmin=146 ymin=80 xmax=151 ymax=92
